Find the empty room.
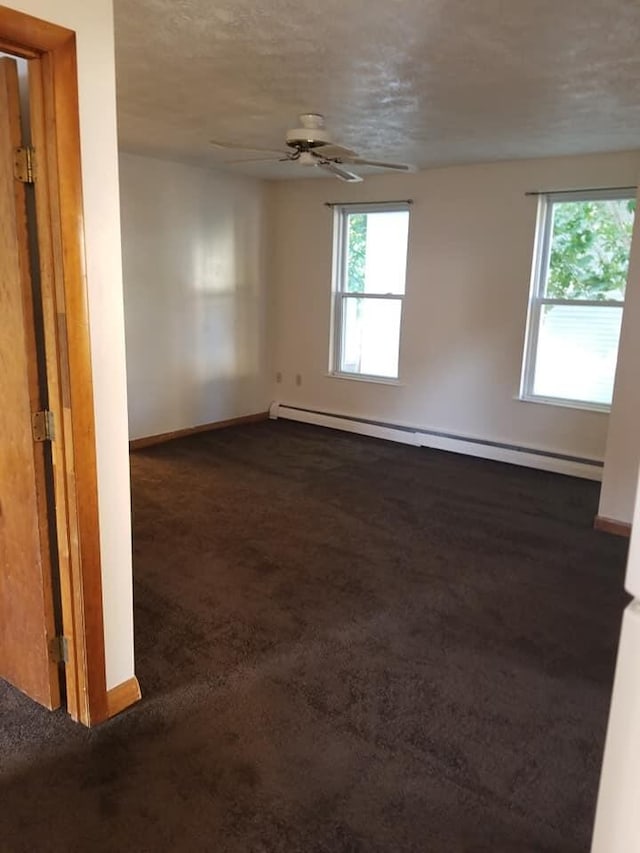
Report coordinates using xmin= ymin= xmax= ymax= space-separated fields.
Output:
xmin=2 ymin=1 xmax=640 ymax=851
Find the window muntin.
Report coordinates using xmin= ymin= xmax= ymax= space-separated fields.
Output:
xmin=332 ymin=204 xmax=410 ymax=380
xmin=522 ymin=190 xmax=636 ymax=410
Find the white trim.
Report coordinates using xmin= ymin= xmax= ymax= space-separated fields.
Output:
xmin=546 ymin=187 xmax=636 ymax=204
xmin=516 ymin=393 xmax=611 ymax=414
xmin=519 ymin=195 xmax=548 ymax=398
xmin=326 ymin=371 xmax=404 ymax=386
xmin=270 ymin=403 xmax=603 ymax=481
xmin=331 ymin=201 xmax=413 ymax=215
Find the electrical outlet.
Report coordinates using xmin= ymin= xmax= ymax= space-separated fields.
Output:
xmin=276 ymin=371 xmax=282 ymax=384
xmin=295 ymin=374 xmax=302 ymax=386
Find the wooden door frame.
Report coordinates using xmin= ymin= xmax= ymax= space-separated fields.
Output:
xmin=0 ymin=6 xmax=108 ymax=725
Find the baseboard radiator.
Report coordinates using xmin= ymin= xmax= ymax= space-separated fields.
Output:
xmin=269 ymin=402 xmax=603 ymax=481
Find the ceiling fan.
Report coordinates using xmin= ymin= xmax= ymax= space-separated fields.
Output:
xmin=210 ymin=113 xmax=414 ymax=183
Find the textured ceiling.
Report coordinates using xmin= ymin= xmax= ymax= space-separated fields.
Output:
xmin=114 ymin=0 xmax=640 ymax=180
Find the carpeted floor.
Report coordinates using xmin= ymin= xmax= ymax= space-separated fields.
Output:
xmin=0 ymin=420 xmax=630 ymax=852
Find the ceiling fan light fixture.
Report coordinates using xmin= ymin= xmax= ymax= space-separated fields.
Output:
xmin=298 ymin=152 xmax=317 ymax=167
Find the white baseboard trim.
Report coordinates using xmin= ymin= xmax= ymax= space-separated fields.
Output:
xmin=270 ymin=402 xmax=603 ymax=481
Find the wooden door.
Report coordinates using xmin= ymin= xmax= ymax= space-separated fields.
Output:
xmin=0 ymin=56 xmax=60 ymax=709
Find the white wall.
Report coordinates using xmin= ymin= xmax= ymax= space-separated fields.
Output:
xmin=9 ymin=0 xmax=133 ymax=691
xmin=625 ymin=481 xmax=640 ymax=597
xmin=591 ymin=600 xmax=640 ymax=853
xmin=269 ymin=151 xmax=640 ymax=463
xmin=592 ymin=459 xmax=640 ymax=850
xmin=598 ymin=184 xmax=640 ymax=525
xmin=120 ymin=152 xmax=270 ymax=440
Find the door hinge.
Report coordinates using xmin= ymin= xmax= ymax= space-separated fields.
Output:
xmin=49 ymin=635 xmax=69 ymax=664
xmin=32 ymin=409 xmax=55 ymax=442
xmin=14 ymin=145 xmax=35 ymax=184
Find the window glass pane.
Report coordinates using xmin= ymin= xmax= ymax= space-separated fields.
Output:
xmin=346 ymin=210 xmax=409 ymax=295
xmin=533 ymin=305 xmax=623 ymax=405
xmin=340 ymin=297 xmax=401 ymax=378
xmin=545 ymin=197 xmax=636 ymax=301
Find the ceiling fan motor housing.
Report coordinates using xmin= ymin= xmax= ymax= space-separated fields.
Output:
xmin=285 ymin=127 xmax=330 ymax=149
xmin=286 ymin=112 xmax=331 ymax=149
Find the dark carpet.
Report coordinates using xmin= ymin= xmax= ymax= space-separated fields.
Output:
xmin=0 ymin=420 xmax=630 ymax=852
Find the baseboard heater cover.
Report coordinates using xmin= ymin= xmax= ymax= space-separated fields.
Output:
xmin=269 ymin=402 xmax=603 ymax=481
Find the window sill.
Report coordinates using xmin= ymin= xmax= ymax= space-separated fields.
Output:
xmin=326 ymin=372 xmax=404 ymax=387
xmin=515 ymin=394 xmax=611 ymax=414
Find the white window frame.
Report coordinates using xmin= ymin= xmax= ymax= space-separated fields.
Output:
xmin=520 ymin=188 xmax=633 ymax=412
xmin=330 ymin=202 xmax=410 ymax=383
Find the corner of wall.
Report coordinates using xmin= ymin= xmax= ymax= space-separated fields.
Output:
xmin=599 ymin=183 xmax=640 ymax=525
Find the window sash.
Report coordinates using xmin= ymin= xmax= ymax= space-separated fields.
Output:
xmin=534 ymin=189 xmax=634 ymax=299
xmin=523 ymin=302 xmax=624 ymax=411
xmin=523 ymin=301 xmax=625 ymax=410
xmin=339 ymin=293 xmax=404 ymax=302
xmin=535 ymin=298 xmax=624 ymax=308
xmin=334 ymin=293 xmax=404 ymax=378
xmin=336 ymin=206 xmax=410 ymax=296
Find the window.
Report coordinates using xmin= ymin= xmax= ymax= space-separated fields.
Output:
xmin=331 ymin=203 xmax=410 ymax=381
xmin=521 ymin=189 xmax=636 ymax=410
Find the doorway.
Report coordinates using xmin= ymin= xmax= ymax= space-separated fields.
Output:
xmin=0 ymin=7 xmax=110 ymax=726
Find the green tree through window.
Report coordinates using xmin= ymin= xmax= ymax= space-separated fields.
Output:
xmin=347 ymin=213 xmax=367 ymax=292
xmin=547 ymin=198 xmax=636 ymax=300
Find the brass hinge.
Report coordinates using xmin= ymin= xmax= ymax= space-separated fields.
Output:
xmin=32 ymin=409 xmax=55 ymax=442
xmin=14 ymin=146 xmax=35 ymax=184
xmin=49 ymin=635 xmax=69 ymax=664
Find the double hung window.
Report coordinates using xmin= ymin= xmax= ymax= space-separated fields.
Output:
xmin=521 ymin=189 xmax=636 ymax=409
xmin=331 ymin=203 xmax=410 ymax=381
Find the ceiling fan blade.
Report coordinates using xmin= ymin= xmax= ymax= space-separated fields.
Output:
xmin=227 ymin=156 xmax=282 ymax=164
xmin=210 ymin=139 xmax=288 ymax=155
xmin=316 ymin=144 xmax=358 ymax=160
xmin=344 ymin=157 xmax=415 ymax=172
xmin=317 ymin=160 xmax=363 ymax=183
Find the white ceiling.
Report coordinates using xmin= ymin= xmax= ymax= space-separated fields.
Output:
xmin=114 ymin=0 xmax=640 ymax=181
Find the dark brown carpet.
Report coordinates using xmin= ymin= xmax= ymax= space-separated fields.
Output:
xmin=0 ymin=420 xmax=629 ymax=852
